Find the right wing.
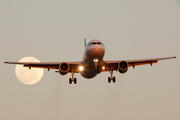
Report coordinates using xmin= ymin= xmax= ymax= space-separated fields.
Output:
xmin=103 ymin=56 xmax=176 ymax=72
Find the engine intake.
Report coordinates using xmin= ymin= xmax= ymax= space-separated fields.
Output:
xmin=59 ymin=62 xmax=70 ymax=75
xmin=118 ymin=61 xmax=128 ymax=73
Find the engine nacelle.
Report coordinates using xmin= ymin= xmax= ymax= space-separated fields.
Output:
xmin=59 ymin=62 xmax=70 ymax=75
xmin=118 ymin=61 xmax=128 ymax=74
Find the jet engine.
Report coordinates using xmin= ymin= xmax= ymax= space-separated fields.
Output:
xmin=118 ymin=61 xmax=128 ymax=73
xmin=59 ymin=62 xmax=70 ymax=75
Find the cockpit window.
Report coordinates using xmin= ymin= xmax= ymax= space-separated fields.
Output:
xmin=87 ymin=41 xmax=102 ymax=46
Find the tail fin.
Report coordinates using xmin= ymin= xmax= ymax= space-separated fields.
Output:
xmin=84 ymin=38 xmax=86 ymax=47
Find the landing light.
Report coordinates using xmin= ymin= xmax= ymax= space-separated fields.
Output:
xmin=79 ymin=66 xmax=84 ymax=71
xmin=93 ymin=59 xmax=98 ymax=62
xmin=102 ymin=66 xmax=105 ymax=70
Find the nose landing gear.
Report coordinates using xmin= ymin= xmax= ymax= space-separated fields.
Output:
xmin=93 ymin=58 xmax=99 ymax=71
xmin=108 ymin=66 xmax=116 ymax=83
xmin=69 ymin=67 xmax=77 ymax=84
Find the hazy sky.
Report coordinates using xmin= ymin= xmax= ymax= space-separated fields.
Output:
xmin=0 ymin=0 xmax=180 ymax=120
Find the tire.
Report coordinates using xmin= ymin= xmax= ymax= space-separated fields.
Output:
xmin=108 ymin=77 xmax=111 ymax=83
xmin=74 ymin=78 xmax=77 ymax=84
xmin=69 ymin=78 xmax=72 ymax=84
xmin=113 ymin=77 xmax=116 ymax=83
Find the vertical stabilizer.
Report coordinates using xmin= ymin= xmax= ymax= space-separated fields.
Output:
xmin=84 ymin=38 xmax=86 ymax=47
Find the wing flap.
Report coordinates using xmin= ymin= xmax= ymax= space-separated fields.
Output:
xmin=5 ymin=62 xmax=61 ymax=69
xmin=23 ymin=64 xmax=59 ymax=69
xmin=128 ymin=61 xmax=158 ymax=68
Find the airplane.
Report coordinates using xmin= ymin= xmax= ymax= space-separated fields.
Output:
xmin=5 ymin=39 xmax=176 ymax=84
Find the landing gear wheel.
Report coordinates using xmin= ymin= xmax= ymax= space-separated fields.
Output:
xmin=108 ymin=77 xmax=111 ymax=83
xmin=113 ymin=77 xmax=116 ymax=83
xmin=69 ymin=78 xmax=72 ymax=84
xmin=74 ymin=78 xmax=77 ymax=84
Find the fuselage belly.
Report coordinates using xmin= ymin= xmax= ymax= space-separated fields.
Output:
xmin=80 ymin=40 xmax=105 ymax=79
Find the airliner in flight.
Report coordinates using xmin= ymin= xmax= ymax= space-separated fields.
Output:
xmin=5 ymin=39 xmax=176 ymax=84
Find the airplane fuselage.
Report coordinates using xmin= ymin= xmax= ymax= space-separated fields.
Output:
xmin=80 ymin=40 xmax=105 ymax=78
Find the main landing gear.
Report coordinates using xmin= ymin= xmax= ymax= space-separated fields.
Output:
xmin=69 ymin=67 xmax=77 ymax=84
xmin=108 ymin=66 xmax=116 ymax=83
xmin=69 ymin=78 xmax=77 ymax=84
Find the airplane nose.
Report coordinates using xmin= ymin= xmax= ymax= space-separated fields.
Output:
xmin=87 ymin=46 xmax=105 ymax=58
xmin=94 ymin=47 xmax=104 ymax=57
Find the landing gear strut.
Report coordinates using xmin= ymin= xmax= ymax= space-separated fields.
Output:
xmin=69 ymin=67 xmax=77 ymax=84
xmin=108 ymin=66 xmax=116 ymax=83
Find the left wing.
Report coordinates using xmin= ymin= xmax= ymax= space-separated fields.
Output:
xmin=103 ymin=56 xmax=176 ymax=72
xmin=4 ymin=61 xmax=82 ymax=72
